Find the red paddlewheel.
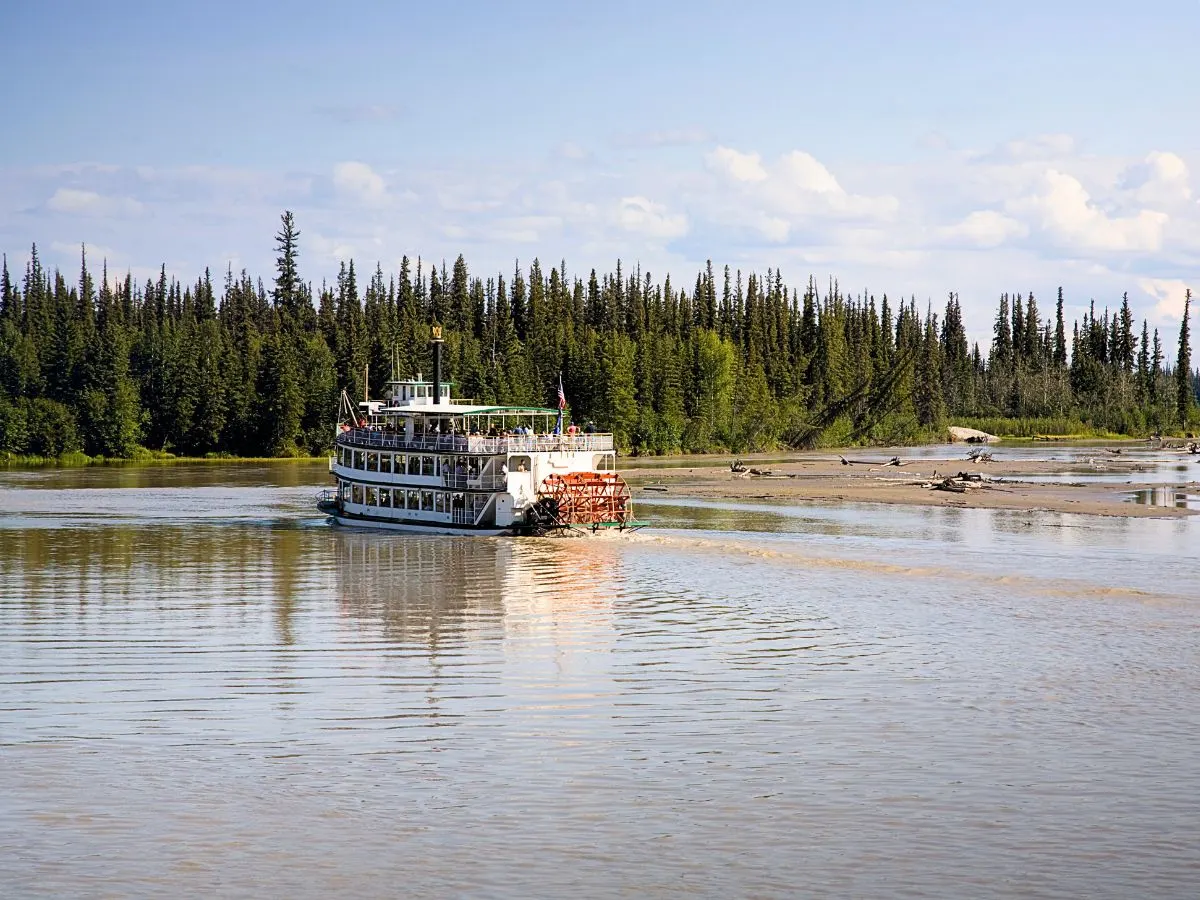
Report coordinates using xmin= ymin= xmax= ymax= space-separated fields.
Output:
xmin=539 ymin=472 xmax=633 ymax=526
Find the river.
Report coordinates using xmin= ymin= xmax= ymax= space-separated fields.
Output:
xmin=1 ymin=462 xmax=1198 ymax=898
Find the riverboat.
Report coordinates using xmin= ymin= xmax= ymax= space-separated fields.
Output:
xmin=316 ymin=328 xmax=644 ymax=535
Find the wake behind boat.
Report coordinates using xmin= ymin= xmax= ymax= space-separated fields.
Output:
xmin=317 ymin=328 xmax=645 ymax=535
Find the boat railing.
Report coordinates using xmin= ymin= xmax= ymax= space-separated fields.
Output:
xmin=465 ymin=433 xmax=615 ymax=453
xmin=341 ymin=429 xmax=469 ymax=452
xmin=340 ymin=427 xmax=615 ymax=454
xmin=442 ymin=472 xmax=507 ymax=491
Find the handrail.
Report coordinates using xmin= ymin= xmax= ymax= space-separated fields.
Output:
xmin=441 ymin=473 xmax=507 ymax=491
xmin=338 ymin=428 xmax=614 ymax=454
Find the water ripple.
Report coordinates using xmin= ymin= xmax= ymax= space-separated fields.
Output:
xmin=1 ymin=466 xmax=1198 ymax=897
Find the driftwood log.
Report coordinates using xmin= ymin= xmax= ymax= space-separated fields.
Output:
xmin=932 ymin=477 xmax=968 ymax=493
xmin=840 ymin=455 xmax=905 ymax=466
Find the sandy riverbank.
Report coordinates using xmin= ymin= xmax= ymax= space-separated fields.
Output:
xmin=622 ymin=448 xmax=1200 ymax=518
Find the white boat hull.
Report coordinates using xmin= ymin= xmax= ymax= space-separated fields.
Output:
xmin=325 ymin=511 xmax=511 ymax=536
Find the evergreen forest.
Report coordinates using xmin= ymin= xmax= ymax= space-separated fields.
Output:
xmin=1 ymin=212 xmax=1196 ymax=460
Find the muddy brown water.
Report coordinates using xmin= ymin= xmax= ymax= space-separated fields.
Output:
xmin=1 ymin=463 xmax=1198 ymax=898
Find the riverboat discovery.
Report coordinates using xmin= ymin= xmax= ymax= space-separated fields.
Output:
xmin=317 ymin=329 xmax=644 ymax=535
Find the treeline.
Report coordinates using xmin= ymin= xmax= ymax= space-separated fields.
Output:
xmin=0 ymin=212 xmax=1196 ymax=459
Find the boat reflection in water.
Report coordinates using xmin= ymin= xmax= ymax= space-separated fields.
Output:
xmin=332 ymin=531 xmax=625 ymax=649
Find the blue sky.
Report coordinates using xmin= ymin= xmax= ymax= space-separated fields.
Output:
xmin=2 ymin=0 xmax=1197 ymax=345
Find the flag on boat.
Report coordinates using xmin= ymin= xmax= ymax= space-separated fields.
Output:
xmin=555 ymin=375 xmax=566 ymax=434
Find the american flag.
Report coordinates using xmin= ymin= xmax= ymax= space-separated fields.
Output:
xmin=557 ymin=375 xmax=566 ymax=410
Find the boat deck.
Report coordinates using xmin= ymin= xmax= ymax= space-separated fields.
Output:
xmin=339 ymin=427 xmax=614 ymax=455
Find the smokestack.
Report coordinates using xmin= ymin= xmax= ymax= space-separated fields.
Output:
xmin=431 ymin=326 xmax=444 ymax=405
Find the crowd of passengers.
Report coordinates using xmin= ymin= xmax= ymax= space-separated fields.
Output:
xmin=356 ymin=420 xmax=599 ymax=438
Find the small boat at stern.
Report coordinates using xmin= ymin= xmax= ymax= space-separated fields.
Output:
xmin=317 ymin=328 xmax=645 ymax=536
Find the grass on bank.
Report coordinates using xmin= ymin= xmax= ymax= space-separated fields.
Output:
xmin=2 ymin=417 xmax=1189 ymax=468
xmin=1 ymin=447 xmax=327 ymax=467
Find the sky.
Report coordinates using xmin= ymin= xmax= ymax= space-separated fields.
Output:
xmin=2 ymin=0 xmax=1198 ymax=350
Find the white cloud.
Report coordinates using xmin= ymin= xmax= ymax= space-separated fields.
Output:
xmin=706 ymin=146 xmax=768 ymax=183
xmin=489 ymin=215 xmax=562 ymax=244
xmin=50 ymin=240 xmax=118 ymax=261
xmin=758 ymin=215 xmax=791 ymax=243
xmin=1119 ymin=151 xmax=1192 ymax=206
xmin=1137 ymin=277 xmax=1192 ymax=320
xmin=557 ymin=141 xmax=589 ymax=161
xmin=11 ymin=134 xmax=1200 ymax=349
xmin=944 ymin=210 xmax=1029 ymax=248
xmin=705 ymin=145 xmax=898 ymax=223
xmin=778 ymin=151 xmax=842 ymax=194
xmin=981 ymin=133 xmax=1075 ymax=162
xmin=1010 ymin=169 xmax=1168 ymax=252
xmin=46 ymin=188 xmax=143 ymax=217
xmin=333 ymin=161 xmax=387 ymax=207
xmin=616 ymin=196 xmax=688 ymax=239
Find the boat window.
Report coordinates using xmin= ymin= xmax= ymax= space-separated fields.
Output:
xmin=452 ymin=492 xmax=464 ymax=510
xmin=421 ymin=455 xmax=434 ymax=477
xmin=352 ymin=484 xmax=363 ymax=505
xmin=366 ymin=453 xmax=378 ymax=472
xmin=366 ymin=487 xmax=378 ymax=507
xmin=380 ymin=453 xmax=391 ymax=475
xmin=379 ymin=488 xmax=391 ymax=508
xmin=510 ymin=455 xmax=531 ymax=473
xmin=421 ymin=490 xmax=434 ymax=511
xmin=435 ymin=492 xmax=447 ymax=513
xmin=339 ymin=480 xmax=349 ymax=501
xmin=407 ymin=489 xmax=420 ymax=510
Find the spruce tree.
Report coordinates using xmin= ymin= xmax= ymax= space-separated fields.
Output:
xmin=272 ymin=211 xmax=305 ymax=327
xmin=1177 ymin=289 xmax=1193 ymax=426
xmin=1053 ymin=288 xmax=1066 ymax=368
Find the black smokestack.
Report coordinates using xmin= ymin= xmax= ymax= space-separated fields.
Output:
xmin=431 ymin=326 xmax=444 ymax=405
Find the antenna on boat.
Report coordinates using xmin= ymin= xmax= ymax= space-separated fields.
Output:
xmin=431 ymin=325 xmax=444 ymax=406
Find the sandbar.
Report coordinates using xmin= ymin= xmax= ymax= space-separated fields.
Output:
xmin=622 ymin=448 xmax=1200 ymax=518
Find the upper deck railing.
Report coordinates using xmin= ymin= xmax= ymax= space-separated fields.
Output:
xmin=338 ymin=427 xmax=614 ymax=454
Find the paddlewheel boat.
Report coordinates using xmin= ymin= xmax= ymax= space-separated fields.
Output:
xmin=316 ymin=329 xmax=645 ymax=536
